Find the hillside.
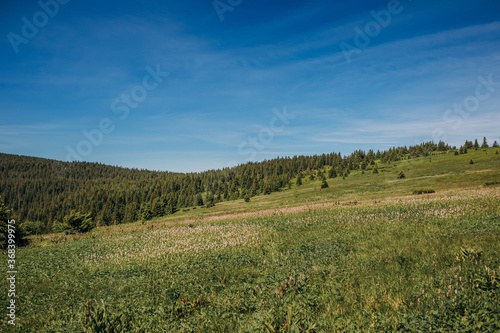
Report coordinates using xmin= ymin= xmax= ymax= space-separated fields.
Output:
xmin=0 ymin=140 xmax=487 ymax=234
xmin=1 ymin=145 xmax=499 ymax=331
xmin=0 ymin=139 xmax=496 ymax=236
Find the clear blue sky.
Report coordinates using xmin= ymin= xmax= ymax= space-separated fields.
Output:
xmin=1 ymin=0 xmax=499 ymax=172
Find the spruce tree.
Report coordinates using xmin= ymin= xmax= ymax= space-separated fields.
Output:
xmin=0 ymin=197 xmax=26 ymax=248
xmin=473 ymin=139 xmax=479 ymax=149
xmin=195 ymin=194 xmax=204 ymax=206
xmin=321 ymin=179 xmax=329 ymax=189
xmin=492 ymin=140 xmax=499 ymax=148
xmin=206 ymin=193 xmax=215 ymax=208
xmin=142 ymin=204 xmax=153 ymax=221
xmin=63 ymin=211 xmax=95 ymax=234
xmin=481 ymin=137 xmax=489 ymax=148
xmin=328 ymin=167 xmax=337 ymax=178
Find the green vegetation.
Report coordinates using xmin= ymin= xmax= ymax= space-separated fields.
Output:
xmin=62 ymin=212 xmax=96 ymax=234
xmin=412 ymin=189 xmax=436 ymax=195
xmin=0 ymin=143 xmax=499 ymax=331
xmin=1 ymin=188 xmax=498 ymax=331
xmin=0 ymin=140 xmax=467 ymax=233
xmin=0 ymin=197 xmax=26 ymax=249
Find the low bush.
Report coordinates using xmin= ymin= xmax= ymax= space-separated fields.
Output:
xmin=412 ymin=189 xmax=436 ymax=195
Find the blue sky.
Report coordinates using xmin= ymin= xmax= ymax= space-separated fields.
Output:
xmin=0 ymin=0 xmax=499 ymax=172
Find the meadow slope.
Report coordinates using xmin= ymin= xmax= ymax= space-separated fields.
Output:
xmin=1 ymin=148 xmax=499 ymax=332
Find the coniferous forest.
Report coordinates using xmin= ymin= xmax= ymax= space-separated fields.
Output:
xmin=0 ymin=139 xmax=487 ymax=235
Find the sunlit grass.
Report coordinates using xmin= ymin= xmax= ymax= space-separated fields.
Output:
xmin=2 ymin=185 xmax=499 ymax=331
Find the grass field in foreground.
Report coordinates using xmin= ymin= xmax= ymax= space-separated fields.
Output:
xmin=1 ymin=189 xmax=499 ymax=331
xmin=1 ymin=148 xmax=499 ymax=332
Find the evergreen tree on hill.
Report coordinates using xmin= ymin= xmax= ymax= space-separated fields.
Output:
xmin=195 ymin=194 xmax=204 ymax=206
xmin=296 ymin=174 xmax=303 ymax=186
xmin=63 ymin=211 xmax=95 ymax=234
xmin=481 ymin=137 xmax=489 ymax=148
xmin=142 ymin=203 xmax=153 ymax=221
xmin=328 ymin=167 xmax=337 ymax=178
xmin=1 ymin=197 xmax=27 ymax=248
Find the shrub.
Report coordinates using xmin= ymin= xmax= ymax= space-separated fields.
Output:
xmin=412 ymin=189 xmax=435 ymax=195
xmin=21 ymin=220 xmax=47 ymax=236
xmin=397 ymin=171 xmax=406 ymax=179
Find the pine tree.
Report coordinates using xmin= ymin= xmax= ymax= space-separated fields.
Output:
xmin=481 ymin=137 xmax=489 ymax=148
xmin=321 ymin=179 xmax=329 ymax=189
xmin=63 ymin=211 xmax=95 ymax=234
xmin=152 ymin=197 xmax=165 ymax=217
xmin=473 ymin=139 xmax=479 ymax=149
xmin=492 ymin=140 xmax=499 ymax=148
xmin=206 ymin=193 xmax=215 ymax=208
xmin=296 ymin=174 xmax=303 ymax=186
xmin=328 ymin=167 xmax=337 ymax=178
xmin=469 ymin=159 xmax=474 ymax=165
xmin=195 ymin=194 xmax=204 ymax=206
xmin=0 ymin=197 xmax=26 ymax=248
xmin=142 ymin=203 xmax=153 ymax=221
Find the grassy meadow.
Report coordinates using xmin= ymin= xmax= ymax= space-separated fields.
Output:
xmin=1 ymin=148 xmax=499 ymax=332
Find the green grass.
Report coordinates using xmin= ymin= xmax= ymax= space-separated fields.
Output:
xmin=144 ymin=148 xmax=499 ymax=225
xmin=1 ymin=148 xmax=499 ymax=332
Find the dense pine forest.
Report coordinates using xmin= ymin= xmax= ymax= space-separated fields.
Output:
xmin=0 ymin=138 xmax=494 ymax=235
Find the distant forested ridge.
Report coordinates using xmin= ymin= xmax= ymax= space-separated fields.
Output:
xmin=1 ymin=139 xmax=484 ymax=234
